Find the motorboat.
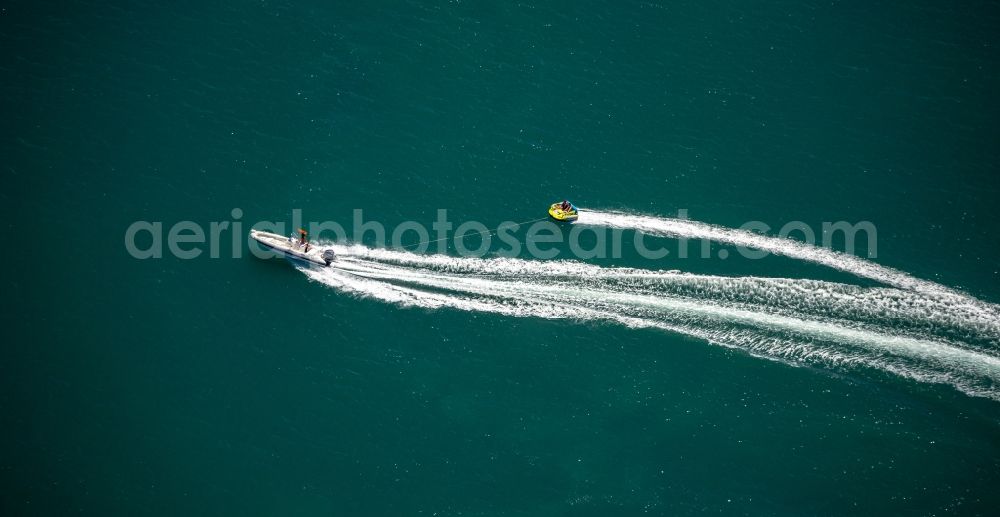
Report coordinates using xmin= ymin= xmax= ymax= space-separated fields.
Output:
xmin=250 ymin=229 xmax=335 ymax=267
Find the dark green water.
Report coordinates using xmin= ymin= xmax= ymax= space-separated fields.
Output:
xmin=3 ymin=0 xmax=1000 ymax=515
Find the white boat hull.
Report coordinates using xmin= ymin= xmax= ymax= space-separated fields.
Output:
xmin=249 ymin=229 xmax=333 ymax=267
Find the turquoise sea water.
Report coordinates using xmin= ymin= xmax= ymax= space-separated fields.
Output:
xmin=3 ymin=0 xmax=1000 ymax=514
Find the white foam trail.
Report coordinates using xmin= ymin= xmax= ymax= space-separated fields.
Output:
xmin=332 ymin=259 xmax=999 ymax=369
xmin=579 ymin=209 xmax=965 ymax=298
xmin=300 ymin=247 xmax=1000 ymax=401
xmin=328 ymin=244 xmax=1000 ymax=345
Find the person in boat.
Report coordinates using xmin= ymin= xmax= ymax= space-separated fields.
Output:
xmin=298 ymin=228 xmax=309 ymax=252
xmin=560 ymin=200 xmax=572 ymax=212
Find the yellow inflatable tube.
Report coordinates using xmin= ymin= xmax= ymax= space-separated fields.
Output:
xmin=548 ymin=202 xmax=579 ymax=222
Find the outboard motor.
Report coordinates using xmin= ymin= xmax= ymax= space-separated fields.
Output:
xmin=322 ymin=248 xmax=336 ymax=266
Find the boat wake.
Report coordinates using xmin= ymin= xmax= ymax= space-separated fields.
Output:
xmin=297 ymin=210 xmax=1000 ymax=401
xmin=579 ymin=209 xmax=960 ymax=297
